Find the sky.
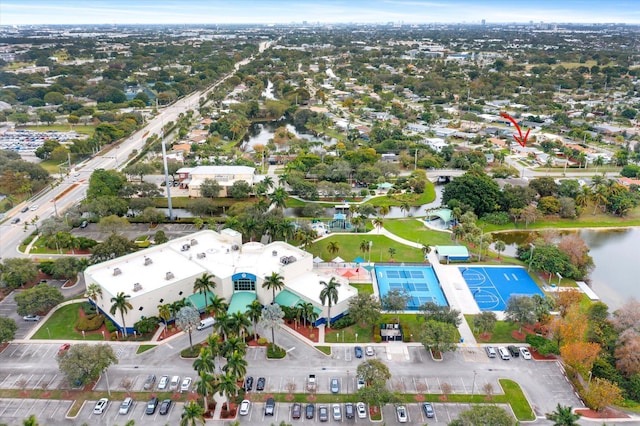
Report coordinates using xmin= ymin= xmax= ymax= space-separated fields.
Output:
xmin=1 ymin=0 xmax=639 ymax=26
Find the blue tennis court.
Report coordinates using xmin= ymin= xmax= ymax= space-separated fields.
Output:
xmin=459 ymin=266 xmax=543 ymax=311
xmin=375 ymin=265 xmax=448 ymax=310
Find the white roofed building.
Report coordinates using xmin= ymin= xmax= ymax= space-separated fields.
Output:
xmin=176 ymin=165 xmax=255 ymax=197
xmin=84 ymin=229 xmax=356 ymax=335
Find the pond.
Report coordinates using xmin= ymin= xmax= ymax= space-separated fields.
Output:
xmin=491 ymin=227 xmax=640 ymax=311
xmin=241 ymin=120 xmax=337 ymax=152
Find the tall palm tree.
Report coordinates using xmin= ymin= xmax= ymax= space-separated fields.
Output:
xmin=222 ymin=336 xmax=247 ymax=359
xmin=229 ymin=311 xmax=251 ymax=340
xmin=109 ymin=292 xmax=132 ymax=337
xmin=319 ymin=278 xmax=341 ymax=328
xmin=169 ymin=298 xmax=188 ymax=320
xmin=217 ymin=372 xmax=239 ymax=401
xmin=327 ymin=241 xmax=340 ymax=258
xmin=245 ymin=300 xmax=263 ymax=340
xmin=180 ymin=400 xmax=206 ymax=426
xmin=213 ymin=312 xmax=232 ymax=341
xmin=269 ymin=187 xmax=288 ymax=210
xmin=223 ymin=351 xmax=248 ymax=383
xmin=262 ymin=272 xmax=285 ymax=303
xmin=262 ymin=175 xmax=274 ymax=192
xmin=206 ymin=295 xmax=228 ymax=318
xmin=193 ymin=371 xmax=216 ymax=416
xmin=378 ymin=205 xmax=390 ymax=217
xmin=359 ymin=240 xmax=370 ymax=258
xmin=193 ymin=273 xmax=216 ymax=312
xmin=400 ymin=202 xmax=410 ymax=217
xmin=85 ymin=283 xmax=102 ymax=302
xmin=545 ymin=404 xmax=581 ymax=426
xmin=372 ymin=216 xmax=384 ymax=233
xmin=192 ymin=346 xmax=216 ymax=375
xmin=157 ymin=303 xmax=171 ymax=336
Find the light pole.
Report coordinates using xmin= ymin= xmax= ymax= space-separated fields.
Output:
xmin=347 ymin=370 xmax=350 ymax=394
xmin=104 ymin=368 xmax=111 ymax=396
xmin=527 ymin=243 xmax=535 ymax=272
xmin=337 ymin=332 xmax=340 ymax=343
xmin=471 ymin=370 xmax=478 ymax=397
xmin=355 ymin=333 xmax=358 ymax=343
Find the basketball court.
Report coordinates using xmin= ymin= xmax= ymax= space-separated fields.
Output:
xmin=459 ymin=266 xmax=543 ymax=311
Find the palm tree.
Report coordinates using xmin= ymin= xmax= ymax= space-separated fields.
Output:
xmin=222 ymin=336 xmax=247 ymax=359
xmin=109 ymin=292 xmax=132 ymax=337
xmin=205 ymin=333 xmax=223 ymax=361
xmin=400 ymin=202 xmax=410 ymax=217
xmin=22 ymin=415 xmax=39 ymax=426
xmin=245 ymin=300 xmax=263 ymax=340
xmin=545 ymin=404 xmax=581 ymax=426
xmin=193 ymin=371 xmax=216 ymax=415
xmin=206 ymin=295 xmax=228 ymax=318
xmin=388 ymin=247 xmax=396 ymax=261
xmin=223 ymin=351 xmax=248 ymax=384
xmin=298 ymin=301 xmax=315 ymax=328
xmin=494 ymin=240 xmax=506 ymax=259
xmin=170 ymin=298 xmax=188 ymax=320
xmin=319 ymin=278 xmax=341 ymax=328
xmin=351 ymin=215 xmax=363 ymax=232
xmin=157 ymin=303 xmax=171 ymax=336
xmin=193 ymin=346 xmax=216 ymax=375
xmin=85 ymin=283 xmax=102 ymax=302
xmin=262 ymin=175 xmax=274 ymax=192
xmin=260 ymin=303 xmax=285 ymax=345
xmin=193 ymin=273 xmax=216 ymax=312
xmin=372 ymin=216 xmax=384 ymax=233
xmin=262 ymin=272 xmax=285 ymax=303
xmin=327 ymin=241 xmax=340 ymax=258
xmin=217 ymin=372 xmax=239 ymax=401
xmin=229 ymin=311 xmax=251 ymax=340
xmin=180 ymin=400 xmax=206 ymax=426
xmin=269 ymin=187 xmax=288 ymax=209
xmin=360 ymin=240 xmax=371 ymax=258
xmin=213 ymin=312 xmax=232 ymax=341
xmin=378 ymin=205 xmax=390 ymax=217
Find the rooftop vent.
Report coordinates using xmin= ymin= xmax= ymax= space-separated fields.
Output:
xmin=133 ymin=282 xmax=142 ymax=292
xmin=272 ymin=250 xmax=278 ymax=256
xmin=181 ymin=244 xmax=190 ymax=252
xmin=165 ymin=271 xmax=175 ymax=280
xmin=113 ymin=267 xmax=122 ymax=276
xmin=190 ymin=239 xmax=198 ymax=246
xmin=231 ymin=244 xmax=240 ymax=251
xmin=144 ymin=257 xmax=152 ymax=266
xmin=197 ymin=252 xmax=206 ymax=259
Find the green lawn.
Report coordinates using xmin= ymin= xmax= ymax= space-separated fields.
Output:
xmin=384 ymin=219 xmax=457 ymax=247
xmin=22 ymin=124 xmax=95 ymax=135
xmin=307 ymin=234 xmax=424 ymax=263
xmin=464 ymin=315 xmax=523 ymax=344
xmin=325 ymin=313 xmax=444 ymax=344
xmin=31 ymin=303 xmax=105 ymax=341
xmin=351 ymin=283 xmax=374 ymax=295
xmin=364 ymin=183 xmax=436 ymax=208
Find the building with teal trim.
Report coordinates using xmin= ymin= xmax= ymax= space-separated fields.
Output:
xmin=84 ymin=229 xmax=356 ymax=335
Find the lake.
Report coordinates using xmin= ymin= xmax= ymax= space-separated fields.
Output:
xmin=492 ymin=227 xmax=640 ymax=311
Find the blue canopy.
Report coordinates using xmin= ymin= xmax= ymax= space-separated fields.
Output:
xmin=353 ymin=256 xmax=365 ymax=263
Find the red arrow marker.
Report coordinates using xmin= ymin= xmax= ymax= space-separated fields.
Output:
xmin=500 ymin=112 xmax=530 ymax=147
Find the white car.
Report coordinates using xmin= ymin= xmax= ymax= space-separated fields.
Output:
xmin=357 ymin=376 xmax=366 ymax=390
xmin=356 ymin=402 xmax=367 ymax=419
xmin=180 ymin=377 xmax=192 ymax=393
xmin=158 ymin=375 xmax=169 ymax=390
xmin=365 ymin=346 xmax=375 ymax=356
xmin=239 ymin=399 xmax=251 ymax=416
xmin=119 ymin=397 xmax=133 ymax=415
xmin=396 ymin=405 xmax=408 ymax=423
xmin=30 ymin=205 xmax=38 ymax=211
xmin=93 ymin=398 xmax=109 ymax=415
xmin=520 ymin=347 xmax=532 ymax=360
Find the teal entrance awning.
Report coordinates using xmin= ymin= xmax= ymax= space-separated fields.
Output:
xmin=188 ymin=291 xmax=215 ymax=312
xmin=227 ymin=291 xmax=257 ymax=314
xmin=274 ymin=289 xmax=302 ymax=307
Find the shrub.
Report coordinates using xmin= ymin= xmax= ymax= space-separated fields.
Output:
xmin=267 ymin=342 xmax=286 ymax=359
xmin=76 ymin=313 xmax=105 ymax=331
xmin=257 ymin=337 xmax=268 ymax=345
xmin=481 ymin=211 xmax=510 ymax=225
xmin=374 ymin=335 xmax=382 ymax=343
xmin=105 ymin=318 xmax=118 ymax=333
xmin=80 ymin=302 xmax=97 ymax=315
xmin=181 ymin=343 xmax=203 ymax=358
xmin=331 ymin=315 xmax=355 ymax=329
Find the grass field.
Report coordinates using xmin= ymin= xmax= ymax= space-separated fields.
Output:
xmin=31 ymin=303 xmax=105 ymax=341
xmin=350 ymin=283 xmax=374 ymax=295
xmin=22 ymin=125 xmax=95 ymax=135
xmin=307 ymin=234 xmax=424 ymax=264
xmin=384 ymin=219 xmax=456 ymax=247
xmin=464 ymin=314 xmax=523 ymax=343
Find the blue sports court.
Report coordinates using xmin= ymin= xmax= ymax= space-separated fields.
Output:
xmin=375 ymin=265 xmax=448 ymax=310
xmin=459 ymin=266 xmax=543 ymax=311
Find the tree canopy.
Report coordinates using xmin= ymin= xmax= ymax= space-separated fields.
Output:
xmin=57 ymin=343 xmax=118 ymax=386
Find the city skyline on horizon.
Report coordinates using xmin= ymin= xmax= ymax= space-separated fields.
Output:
xmin=1 ymin=0 xmax=640 ymax=26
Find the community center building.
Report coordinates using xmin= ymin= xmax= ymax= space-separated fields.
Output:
xmin=83 ymin=229 xmax=356 ymax=335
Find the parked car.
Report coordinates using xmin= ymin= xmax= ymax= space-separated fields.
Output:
xmin=356 ymin=402 xmax=367 ymax=419
xmin=265 ymin=397 xmax=275 ymax=416
xmin=119 ymin=397 xmax=133 ymax=415
xmin=57 ymin=343 xmax=71 ymax=355
xmin=306 ymin=403 xmax=315 ymax=419
xmin=180 ymin=377 xmax=192 ymax=393
xmin=93 ymin=398 xmax=108 ymax=415
xmin=292 ymin=402 xmax=302 ymax=419
xmin=422 ymin=402 xmax=435 ymax=418
xmin=330 ymin=378 xmax=340 ymax=393
xmin=239 ymin=400 xmax=251 ymax=416
xmin=80 ymin=220 xmax=88 ymax=228
xmin=169 ymin=375 xmax=180 ymax=391
xmin=332 ymin=404 xmax=342 ymax=421
xmin=159 ymin=399 xmax=172 ymax=415
xmin=354 ymin=345 xmax=363 ymax=358
xmin=23 ymin=315 xmax=40 ymax=322
xmin=365 ymin=346 xmax=375 ymax=356
xmin=145 ymin=397 xmax=158 ymax=415
xmin=244 ymin=376 xmax=253 ymax=391
xmin=485 ymin=346 xmax=497 ymax=358
xmin=396 ymin=405 xmax=408 ymax=423
xmin=318 ymin=405 xmax=329 ymax=422
xmin=357 ymin=376 xmax=366 ymax=390
xmin=158 ymin=375 xmax=169 ymax=390
xmin=508 ymin=345 xmax=520 ymax=357
xmin=345 ymin=402 xmax=354 ymax=419
xmin=520 ymin=347 xmax=532 ymax=360
xmin=256 ymin=377 xmax=266 ymax=391
xmin=143 ymin=375 xmax=156 ymax=390
xmin=498 ymin=346 xmax=511 ymax=360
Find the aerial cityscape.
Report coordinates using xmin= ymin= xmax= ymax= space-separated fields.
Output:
xmin=0 ymin=4 xmax=639 ymax=426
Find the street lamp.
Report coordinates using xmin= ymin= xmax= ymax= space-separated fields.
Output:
xmin=527 ymin=244 xmax=536 ymax=272
xmin=471 ymin=370 xmax=478 ymax=397
xmin=337 ymin=332 xmax=340 ymax=343
xmin=355 ymin=333 xmax=358 ymax=343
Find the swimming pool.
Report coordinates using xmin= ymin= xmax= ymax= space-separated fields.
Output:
xmin=375 ymin=265 xmax=448 ymax=310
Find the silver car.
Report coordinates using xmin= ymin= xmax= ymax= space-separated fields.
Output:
xmin=330 ymin=378 xmax=340 ymax=393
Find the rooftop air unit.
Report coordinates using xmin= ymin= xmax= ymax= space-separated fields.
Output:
xmin=231 ymin=245 xmax=239 ymax=251
xmin=197 ymin=252 xmax=206 ymax=259
xmin=190 ymin=239 xmax=198 ymax=246
xmin=132 ymin=283 xmax=142 ymax=292
xmin=113 ymin=268 xmax=122 ymax=276
xmin=144 ymin=257 xmax=152 ymax=266
xmin=165 ymin=271 xmax=175 ymax=280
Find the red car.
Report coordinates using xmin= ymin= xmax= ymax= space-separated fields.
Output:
xmin=58 ymin=343 xmax=71 ymax=355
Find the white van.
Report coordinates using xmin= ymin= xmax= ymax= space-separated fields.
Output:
xmin=196 ymin=317 xmax=215 ymax=330
xmin=498 ymin=347 xmax=511 ymax=360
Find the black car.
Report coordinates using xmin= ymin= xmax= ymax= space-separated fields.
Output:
xmin=145 ymin=397 xmax=158 ymax=415
xmin=508 ymin=345 xmax=520 ymax=357
xmin=159 ymin=399 xmax=171 ymax=415
xmin=256 ymin=377 xmax=266 ymax=391
xmin=305 ymin=403 xmax=315 ymax=419
xmin=355 ymin=346 xmax=363 ymax=358
xmin=265 ymin=397 xmax=275 ymax=416
xmin=292 ymin=402 xmax=302 ymax=419
xmin=422 ymin=402 xmax=435 ymax=418
xmin=244 ymin=376 xmax=254 ymax=391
